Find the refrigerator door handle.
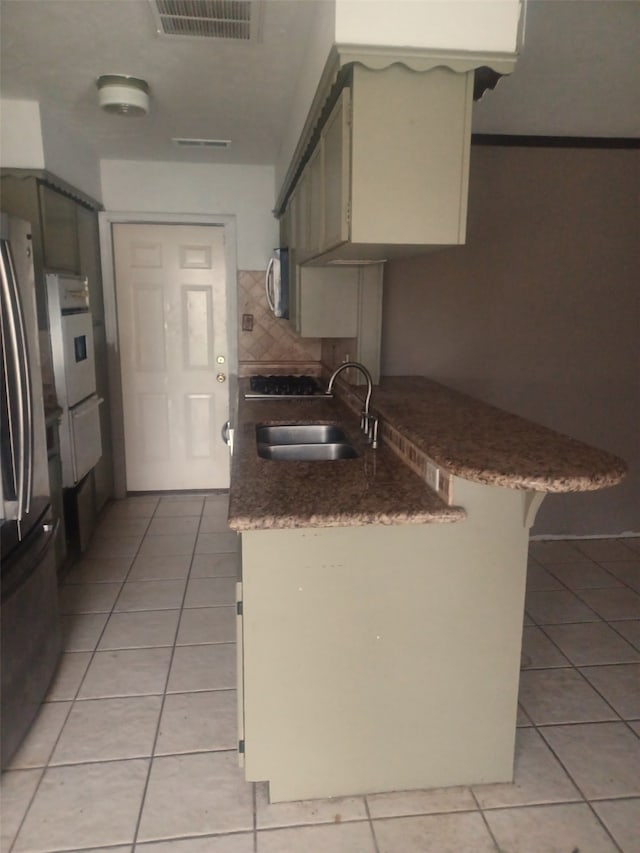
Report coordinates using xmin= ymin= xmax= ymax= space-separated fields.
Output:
xmin=0 ymin=241 xmax=33 ymax=521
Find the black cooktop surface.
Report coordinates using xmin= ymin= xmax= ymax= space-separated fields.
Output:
xmin=247 ymin=374 xmax=323 ymax=397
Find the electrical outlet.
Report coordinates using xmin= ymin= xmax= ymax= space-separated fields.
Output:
xmin=242 ymin=314 xmax=254 ymax=331
xmin=426 ymin=461 xmax=440 ymax=492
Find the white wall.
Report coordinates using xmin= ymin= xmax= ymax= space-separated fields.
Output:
xmin=100 ymin=159 xmax=278 ymax=271
xmin=0 ymin=100 xmax=45 ymax=168
xmin=40 ymin=104 xmax=102 ymax=202
xmin=1 ymin=98 xmax=103 ymax=202
xmin=335 ymin=0 xmax=522 ymax=53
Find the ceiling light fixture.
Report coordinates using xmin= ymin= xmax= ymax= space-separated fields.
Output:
xmin=96 ymin=75 xmax=150 ymax=116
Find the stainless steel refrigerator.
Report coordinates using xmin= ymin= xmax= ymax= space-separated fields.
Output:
xmin=1 ymin=212 xmax=61 ymax=767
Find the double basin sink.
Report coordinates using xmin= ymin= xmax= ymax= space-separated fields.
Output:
xmin=256 ymin=423 xmax=359 ymax=461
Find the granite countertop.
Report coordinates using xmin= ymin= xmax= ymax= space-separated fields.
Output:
xmin=365 ymin=377 xmax=627 ymax=493
xmin=228 ymin=376 xmax=627 ymax=531
xmin=228 ymin=392 xmax=465 ymax=531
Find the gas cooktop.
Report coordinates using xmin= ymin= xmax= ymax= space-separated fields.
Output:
xmin=245 ymin=374 xmax=330 ymax=399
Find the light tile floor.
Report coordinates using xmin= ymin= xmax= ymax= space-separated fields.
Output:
xmin=2 ymin=495 xmax=639 ymax=853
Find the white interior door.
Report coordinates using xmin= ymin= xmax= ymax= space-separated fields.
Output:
xmin=113 ymin=223 xmax=230 ymax=491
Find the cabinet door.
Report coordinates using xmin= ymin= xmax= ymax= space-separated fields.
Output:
xmin=278 ymin=205 xmax=290 ymax=248
xmin=297 ymin=267 xmax=358 ymax=338
xmin=295 ymin=169 xmax=310 ymax=262
xmin=322 ymin=88 xmax=351 ymax=251
xmin=39 ymin=185 xmax=80 ymax=273
xmin=287 ymin=188 xmax=298 ymax=252
xmin=288 ymin=251 xmax=302 ymax=335
xmin=307 ymin=145 xmax=323 ymax=258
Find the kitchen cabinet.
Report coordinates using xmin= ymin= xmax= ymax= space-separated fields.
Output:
xmin=230 ymin=369 xmax=625 ymax=802
xmin=286 ymin=178 xmax=371 ymax=342
xmin=295 ymin=146 xmax=322 ymax=261
xmin=39 ymin=184 xmax=80 ymax=274
xmin=321 ymin=88 xmax=350 ymax=252
xmin=289 ymin=263 xmax=358 ymax=338
xmin=288 ymin=64 xmax=474 ymax=265
xmin=236 ymin=478 xmax=542 ymax=802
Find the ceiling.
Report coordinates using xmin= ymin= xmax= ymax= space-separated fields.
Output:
xmin=1 ymin=0 xmax=638 ymax=170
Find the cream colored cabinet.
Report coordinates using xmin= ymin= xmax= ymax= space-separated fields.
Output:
xmin=287 ymin=179 xmax=359 ymax=339
xmin=293 ymin=170 xmax=308 ymax=258
xmin=294 ymin=95 xmax=346 ymax=263
xmin=295 ymin=147 xmax=323 ymax=262
xmin=278 ymin=198 xmax=291 ymax=248
xmin=289 ymin=264 xmax=358 ymax=338
xmin=307 ymin=146 xmax=323 ymax=257
xmin=293 ymin=64 xmax=474 ymax=264
xmin=321 ymin=88 xmax=351 ymax=252
xmin=237 ymin=476 xmax=542 ymax=802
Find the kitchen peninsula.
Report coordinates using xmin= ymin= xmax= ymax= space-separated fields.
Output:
xmin=228 ymin=376 xmax=626 ymax=802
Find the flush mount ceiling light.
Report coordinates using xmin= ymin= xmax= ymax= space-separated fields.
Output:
xmin=96 ymin=75 xmax=150 ymax=116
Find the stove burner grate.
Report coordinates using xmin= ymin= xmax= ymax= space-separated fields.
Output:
xmin=247 ymin=374 xmax=324 ymax=398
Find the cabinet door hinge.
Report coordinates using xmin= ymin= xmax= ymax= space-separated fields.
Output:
xmin=346 ymin=201 xmax=352 ymax=229
xmin=238 ymin=739 xmax=245 ymax=754
xmin=236 ymin=600 xmax=243 ymax=616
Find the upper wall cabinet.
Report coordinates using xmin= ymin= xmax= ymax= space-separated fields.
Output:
xmin=39 ymin=185 xmax=81 ymax=274
xmin=288 ymin=64 xmax=474 ymax=265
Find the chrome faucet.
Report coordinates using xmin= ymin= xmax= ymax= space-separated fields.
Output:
xmin=326 ymin=361 xmax=379 ymax=448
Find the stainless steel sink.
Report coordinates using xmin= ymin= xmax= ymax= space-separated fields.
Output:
xmin=256 ymin=424 xmax=349 ymax=445
xmin=257 ymin=442 xmax=359 ymax=461
xmin=256 ymin=423 xmax=359 ymax=461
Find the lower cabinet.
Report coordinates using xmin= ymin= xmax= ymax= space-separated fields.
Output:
xmin=236 ymin=479 xmax=544 ymax=802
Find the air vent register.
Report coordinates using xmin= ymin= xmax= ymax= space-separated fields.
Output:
xmin=151 ymin=0 xmax=256 ymax=41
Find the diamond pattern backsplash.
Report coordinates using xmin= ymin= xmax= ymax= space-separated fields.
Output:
xmin=237 ymin=271 xmax=322 ymax=366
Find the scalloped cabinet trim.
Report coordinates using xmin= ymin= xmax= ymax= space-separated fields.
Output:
xmin=276 ymin=44 xmax=518 ymax=216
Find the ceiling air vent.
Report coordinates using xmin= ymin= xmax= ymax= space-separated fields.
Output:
xmin=172 ymin=137 xmax=232 ymax=148
xmin=151 ymin=0 xmax=257 ymax=41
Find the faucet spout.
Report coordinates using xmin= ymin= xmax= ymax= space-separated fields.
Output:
xmin=326 ymin=361 xmax=378 ymax=447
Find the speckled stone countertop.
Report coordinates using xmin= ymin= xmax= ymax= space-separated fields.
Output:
xmin=228 ymin=391 xmax=465 ymax=531
xmin=228 ymin=376 xmax=626 ymax=531
xmin=360 ymin=377 xmax=627 ymax=493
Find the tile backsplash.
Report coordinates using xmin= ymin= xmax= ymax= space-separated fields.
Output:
xmin=237 ymin=271 xmax=321 ymax=368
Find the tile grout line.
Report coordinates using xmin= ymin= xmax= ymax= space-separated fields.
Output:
xmin=4 ymin=531 xmax=637 ymax=852
xmin=363 ymin=794 xmax=382 ymax=853
xmin=530 ymin=721 xmax=626 ymax=853
xmin=526 ymin=549 xmax=636 ymax=851
xmin=469 ymin=787 xmax=502 ymax=852
xmin=252 ymin=781 xmax=258 ymax=853
xmin=6 ymin=498 xmax=160 ymax=853
xmin=516 ymin=549 xmax=638 ymax=851
xmin=130 ymin=494 xmax=208 ymax=850
xmin=523 ymin=559 xmax=639 ymax=729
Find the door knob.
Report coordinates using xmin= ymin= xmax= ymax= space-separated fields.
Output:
xmin=216 ymin=373 xmax=226 ymax=383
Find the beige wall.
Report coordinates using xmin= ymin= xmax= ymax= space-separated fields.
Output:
xmin=381 ymin=145 xmax=639 ymax=537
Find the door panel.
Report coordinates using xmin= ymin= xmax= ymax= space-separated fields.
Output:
xmin=113 ymin=223 xmax=229 ymax=491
